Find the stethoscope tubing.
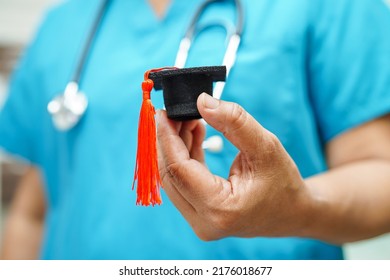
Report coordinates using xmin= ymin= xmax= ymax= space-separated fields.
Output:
xmin=48 ymin=0 xmax=244 ymax=140
xmin=72 ymin=0 xmax=110 ymax=86
xmin=175 ymin=0 xmax=244 ymax=152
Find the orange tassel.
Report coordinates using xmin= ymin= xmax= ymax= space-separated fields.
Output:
xmin=133 ymin=67 xmax=178 ymax=206
xmin=133 ymin=77 xmax=162 ymax=206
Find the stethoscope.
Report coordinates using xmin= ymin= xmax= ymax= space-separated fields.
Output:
xmin=47 ymin=0 xmax=244 ymax=152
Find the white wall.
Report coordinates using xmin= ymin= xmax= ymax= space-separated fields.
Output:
xmin=0 ymin=0 xmax=59 ymax=104
xmin=0 ymin=0 xmax=59 ymax=250
xmin=0 ymin=0 xmax=58 ymax=45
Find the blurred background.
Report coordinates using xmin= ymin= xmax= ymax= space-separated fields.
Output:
xmin=0 ymin=0 xmax=389 ymax=260
xmin=0 ymin=0 xmax=57 ymax=255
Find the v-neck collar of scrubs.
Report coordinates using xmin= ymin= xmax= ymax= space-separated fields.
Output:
xmin=141 ymin=0 xmax=175 ymax=23
xmin=122 ymin=0 xmax=203 ymax=30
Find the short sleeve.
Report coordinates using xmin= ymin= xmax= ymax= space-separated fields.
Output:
xmin=0 ymin=22 xmax=47 ymax=164
xmin=308 ymin=0 xmax=390 ymax=142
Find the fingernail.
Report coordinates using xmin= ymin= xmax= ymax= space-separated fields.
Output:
xmin=202 ymin=93 xmax=219 ymax=109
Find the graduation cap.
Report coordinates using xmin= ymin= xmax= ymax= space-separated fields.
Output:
xmin=149 ymin=66 xmax=226 ymax=120
xmin=132 ymin=66 xmax=227 ymax=206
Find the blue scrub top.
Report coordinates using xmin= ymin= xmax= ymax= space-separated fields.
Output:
xmin=1 ymin=0 xmax=390 ymax=260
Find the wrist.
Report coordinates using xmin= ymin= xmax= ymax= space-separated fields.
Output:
xmin=293 ymin=178 xmax=329 ymax=239
xmin=300 ymin=176 xmax=337 ymax=242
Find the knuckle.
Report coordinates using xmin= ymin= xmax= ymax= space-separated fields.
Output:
xmin=159 ymin=164 xmax=171 ymax=184
xmin=156 ymin=123 xmax=165 ymax=138
xmin=196 ymin=230 xmax=215 ymax=242
xmin=264 ymin=131 xmax=282 ymax=153
xmin=209 ymin=211 xmax=236 ymax=234
xmin=194 ymin=224 xmax=220 ymax=242
xmin=165 ymin=161 xmax=183 ymax=179
xmin=225 ymin=103 xmax=248 ymax=135
xmin=158 ymin=155 xmax=173 ymax=184
xmin=194 ymin=209 xmax=236 ymax=241
xmin=214 ymin=217 xmax=232 ymax=233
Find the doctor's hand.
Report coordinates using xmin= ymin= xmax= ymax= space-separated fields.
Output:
xmin=157 ymin=93 xmax=314 ymax=241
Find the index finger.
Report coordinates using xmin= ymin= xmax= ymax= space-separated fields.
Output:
xmin=157 ymin=110 xmax=230 ymax=203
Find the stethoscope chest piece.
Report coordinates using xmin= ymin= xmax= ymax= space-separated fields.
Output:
xmin=47 ymin=82 xmax=88 ymax=131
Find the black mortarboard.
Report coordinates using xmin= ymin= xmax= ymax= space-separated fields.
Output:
xmin=149 ymin=66 xmax=226 ymax=121
xmin=133 ymin=66 xmax=226 ymax=207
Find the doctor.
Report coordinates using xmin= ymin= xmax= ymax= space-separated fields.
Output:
xmin=1 ymin=0 xmax=390 ymax=259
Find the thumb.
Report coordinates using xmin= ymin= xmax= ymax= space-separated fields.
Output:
xmin=197 ymin=93 xmax=268 ymax=155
